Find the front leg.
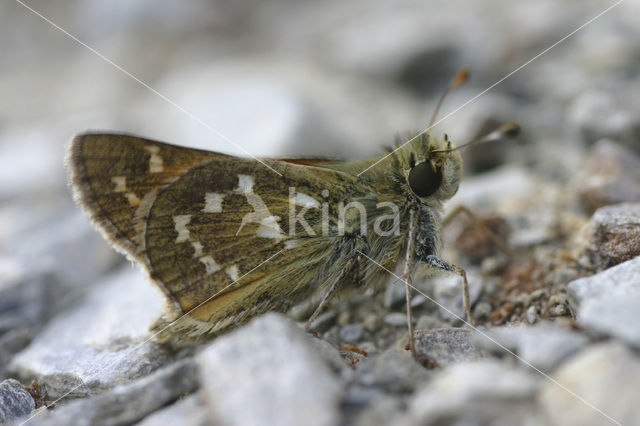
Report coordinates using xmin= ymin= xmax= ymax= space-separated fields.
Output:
xmin=403 ymin=208 xmax=419 ymax=358
xmin=424 ymin=255 xmax=473 ymax=325
xmin=305 ymin=233 xmax=367 ymax=331
xmin=304 ymin=279 xmax=340 ymax=331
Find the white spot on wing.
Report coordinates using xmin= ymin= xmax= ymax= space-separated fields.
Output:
xmin=200 ymin=256 xmax=221 ymax=275
xmin=295 ymin=192 xmax=320 ymax=208
xmin=233 ymin=175 xmax=254 ymax=194
xmin=191 ymin=241 xmax=203 ymax=257
xmin=203 ymin=193 xmax=225 ymax=213
xmin=173 ymin=215 xmax=192 ymax=243
xmin=111 ymin=176 xmax=140 ymax=206
xmin=112 ymin=176 xmax=127 ymax=192
xmin=226 ymin=264 xmax=239 ymax=281
xmin=235 ymin=187 xmax=285 ymax=240
xmin=256 ymin=216 xmax=283 ymax=239
xmin=125 ymin=193 xmax=141 ymax=206
xmin=284 ymin=239 xmax=299 ymax=249
xmin=145 ymin=145 xmax=164 ymax=173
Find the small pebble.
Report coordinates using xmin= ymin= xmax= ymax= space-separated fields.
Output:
xmin=529 ymin=289 xmax=547 ymax=301
xmin=384 ymin=313 xmax=408 ymax=327
xmin=413 ymin=328 xmax=486 ymax=368
xmin=547 ymin=294 xmax=567 ymax=308
xmin=415 ymin=315 xmax=441 ymax=330
xmin=410 ymin=294 xmax=426 ymax=308
xmin=576 ymin=203 xmax=640 ymax=270
xmin=307 ymin=311 xmax=337 ymax=334
xmin=0 ymin=379 xmax=35 ymax=424
xmin=472 ymin=302 xmax=492 ymax=321
xmin=575 ymin=139 xmax=640 ymax=212
xmin=340 ymin=323 xmax=364 ymax=343
xmin=383 ymin=282 xmax=406 ymax=310
xmin=361 ymin=313 xmax=380 ymax=332
xmin=337 ymin=310 xmax=352 ymax=326
xmin=549 ymin=304 xmax=567 ymax=317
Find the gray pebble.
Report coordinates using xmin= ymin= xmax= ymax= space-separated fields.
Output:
xmin=473 ymin=302 xmax=492 ymax=321
xmin=568 ymin=256 xmax=640 ymax=307
xmin=413 ymin=328 xmax=486 ymax=368
xmin=575 ymin=140 xmax=640 ymax=212
xmin=353 ymin=394 xmax=403 ymax=426
xmin=568 ymin=257 xmax=640 ymax=348
xmin=526 ymin=305 xmax=538 ymax=324
xmin=339 ymin=323 xmax=364 ymax=343
xmin=473 ymin=323 xmax=588 ymax=372
xmin=415 ymin=315 xmax=441 ymax=331
xmin=576 ymin=203 xmax=640 ymax=270
xmin=8 ymin=268 xmax=171 ymax=399
xmin=306 ymin=311 xmax=337 ymax=334
xmin=431 ymin=273 xmax=483 ymax=324
xmin=25 ymin=359 xmax=199 ymax=426
xmin=539 ymin=342 xmax=640 ymax=425
xmin=568 ymin=91 xmax=640 ymax=150
xmin=548 ymin=304 xmax=567 ymax=317
xmin=410 ymin=294 xmax=426 ymax=308
xmin=0 ymin=379 xmax=35 ymax=424
xmin=355 ymin=349 xmax=431 ymax=394
xmin=577 ymin=294 xmax=640 ymax=349
xmin=136 ymin=392 xmax=208 ymax=426
xmin=408 ymin=359 xmax=539 ymax=425
xmin=197 ymin=314 xmax=342 ymax=426
xmin=383 ymin=281 xmax=406 ymax=310
xmin=384 ymin=313 xmax=408 ymax=327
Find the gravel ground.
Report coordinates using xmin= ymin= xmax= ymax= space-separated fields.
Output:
xmin=1 ymin=1 xmax=639 ymax=425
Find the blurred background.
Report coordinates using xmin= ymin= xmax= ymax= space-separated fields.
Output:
xmin=2 ymin=0 xmax=638 ymax=283
xmin=1 ymin=1 xmax=640 ymax=423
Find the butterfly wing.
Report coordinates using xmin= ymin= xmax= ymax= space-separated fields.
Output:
xmin=67 ymin=133 xmax=221 ymax=265
xmin=68 ymin=133 xmax=395 ymax=341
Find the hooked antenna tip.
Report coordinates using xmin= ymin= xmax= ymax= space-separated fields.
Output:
xmin=498 ymin=122 xmax=520 ymax=139
xmin=451 ymin=67 xmax=469 ymax=89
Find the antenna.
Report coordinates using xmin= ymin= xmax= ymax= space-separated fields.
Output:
xmin=428 ymin=67 xmax=469 ymax=128
xmin=432 ymin=122 xmax=521 ymax=154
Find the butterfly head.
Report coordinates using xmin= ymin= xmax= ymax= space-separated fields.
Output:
xmin=404 ymin=133 xmax=462 ymax=203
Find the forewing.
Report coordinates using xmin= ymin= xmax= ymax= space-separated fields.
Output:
xmin=67 ymin=133 xmax=378 ymax=341
xmin=67 ymin=133 xmax=220 ymax=264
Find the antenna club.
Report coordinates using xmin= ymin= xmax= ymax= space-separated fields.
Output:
xmin=452 ymin=67 xmax=470 ymax=88
xmin=499 ymin=122 xmax=521 ymax=138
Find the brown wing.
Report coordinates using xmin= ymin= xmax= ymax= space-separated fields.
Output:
xmin=144 ymin=153 xmax=380 ymax=340
xmin=67 ymin=133 xmax=378 ymax=342
xmin=67 ymin=133 xmax=221 ymax=265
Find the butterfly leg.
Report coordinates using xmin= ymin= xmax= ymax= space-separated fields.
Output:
xmin=424 ymin=255 xmax=473 ymax=325
xmin=304 ymin=279 xmax=340 ymax=331
xmin=443 ymin=204 xmax=513 ymax=256
xmin=403 ymin=208 xmax=419 ymax=359
xmin=305 ymin=233 xmax=368 ymax=331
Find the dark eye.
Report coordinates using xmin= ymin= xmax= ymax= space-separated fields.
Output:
xmin=408 ymin=161 xmax=442 ymax=197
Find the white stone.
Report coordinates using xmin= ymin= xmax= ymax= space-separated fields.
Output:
xmin=197 ymin=314 xmax=342 ymax=426
xmin=539 ymin=342 xmax=640 ymax=426
xmin=9 ymin=268 xmax=168 ymax=399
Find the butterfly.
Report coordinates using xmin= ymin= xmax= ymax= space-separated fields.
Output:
xmin=66 ymin=69 xmax=517 ymax=351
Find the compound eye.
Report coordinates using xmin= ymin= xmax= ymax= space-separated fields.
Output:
xmin=408 ymin=161 xmax=442 ymax=197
